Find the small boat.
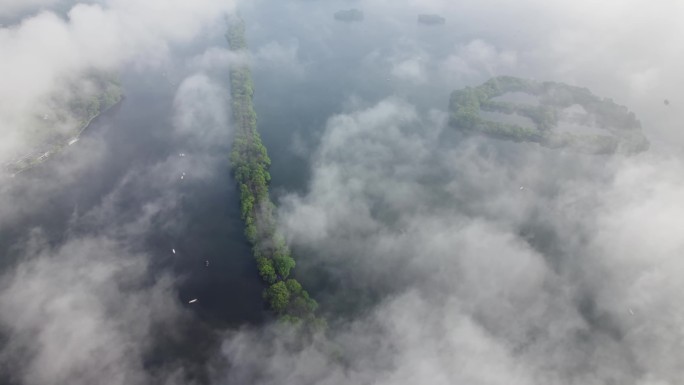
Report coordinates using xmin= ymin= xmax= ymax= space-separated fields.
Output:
xmin=188 ymin=299 xmax=198 ymax=304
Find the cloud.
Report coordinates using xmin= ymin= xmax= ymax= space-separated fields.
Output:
xmin=0 ymin=235 xmax=185 ymax=385
xmin=0 ymin=3 xmax=238 ymax=381
xmin=0 ymin=68 xmax=233 ymax=383
xmin=0 ymin=0 xmax=236 ymax=165
xmin=254 ymin=39 xmax=307 ymax=78
xmin=249 ymin=96 xmax=684 ymax=384
xmin=4 ymin=1 xmax=684 ymax=384
xmin=0 ymin=0 xmax=61 ymax=18
xmin=188 ymin=47 xmax=250 ymax=73
xmin=440 ymin=39 xmax=518 ymax=83
xmin=391 ymin=56 xmax=428 ymax=84
xmin=173 ymin=73 xmax=232 ymax=148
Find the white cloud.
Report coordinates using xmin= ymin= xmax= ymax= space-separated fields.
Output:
xmin=266 ymin=97 xmax=684 ymax=384
xmin=440 ymin=39 xmax=518 ymax=84
xmin=0 ymin=236 xmax=184 ymax=385
xmin=0 ymin=0 xmax=236 ymax=164
xmin=391 ymin=56 xmax=427 ymax=84
xmin=254 ymin=39 xmax=306 ymax=78
xmin=173 ymin=73 xmax=231 ymax=146
xmin=188 ymin=46 xmax=249 ymax=72
xmin=5 ymin=1 xmax=684 ymax=383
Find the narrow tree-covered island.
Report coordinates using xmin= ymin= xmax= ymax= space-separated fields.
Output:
xmin=449 ymin=76 xmax=649 ymax=154
xmin=226 ymin=18 xmax=323 ymax=329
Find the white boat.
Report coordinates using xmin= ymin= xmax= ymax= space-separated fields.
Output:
xmin=172 ymin=248 xmax=176 ymax=254
xmin=188 ymin=299 xmax=198 ymax=304
xmin=68 ymin=138 xmax=79 ymax=146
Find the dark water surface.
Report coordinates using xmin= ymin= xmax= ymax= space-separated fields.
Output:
xmin=0 ymin=59 xmax=266 ymax=327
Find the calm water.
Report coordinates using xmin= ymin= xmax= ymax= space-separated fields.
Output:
xmin=0 ymin=60 xmax=266 ymax=328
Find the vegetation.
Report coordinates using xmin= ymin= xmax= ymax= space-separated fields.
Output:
xmin=70 ymin=74 xmax=123 ymax=127
xmin=227 ymin=18 xmax=324 ymax=329
xmin=448 ymin=76 xmax=649 ymax=154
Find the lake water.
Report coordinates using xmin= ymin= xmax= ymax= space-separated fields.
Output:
xmin=0 ymin=56 xmax=267 ymax=326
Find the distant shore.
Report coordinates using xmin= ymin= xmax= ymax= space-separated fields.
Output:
xmin=4 ymin=95 xmax=124 ymax=177
xmin=227 ymin=17 xmax=323 ymax=329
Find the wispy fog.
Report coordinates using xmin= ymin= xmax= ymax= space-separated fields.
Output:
xmin=1 ymin=0 xmax=683 ymax=384
xmin=0 ymin=0 xmax=235 ymax=163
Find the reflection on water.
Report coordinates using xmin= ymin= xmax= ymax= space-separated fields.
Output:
xmin=0 ymin=59 xmax=266 ymax=328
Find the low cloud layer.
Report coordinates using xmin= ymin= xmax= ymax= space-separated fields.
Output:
xmin=0 ymin=2 xmax=238 ymax=382
xmin=0 ymin=0 xmax=60 ymax=18
xmin=237 ymin=96 xmax=684 ymax=384
xmin=0 ymin=236 xmax=184 ymax=385
xmin=0 ymin=0 xmax=235 ymax=164
xmin=2 ymin=1 xmax=684 ymax=384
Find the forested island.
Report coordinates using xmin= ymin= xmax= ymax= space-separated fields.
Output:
xmin=226 ymin=18 xmax=323 ymax=328
xmin=417 ymin=14 xmax=446 ymax=25
xmin=4 ymin=74 xmax=122 ymax=175
xmin=334 ymin=9 xmax=364 ymax=22
xmin=449 ymin=76 xmax=649 ymax=154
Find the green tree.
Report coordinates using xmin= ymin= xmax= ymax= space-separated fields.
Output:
xmin=285 ymin=279 xmax=302 ymax=294
xmin=264 ymin=282 xmax=290 ymax=313
xmin=256 ymin=257 xmax=277 ymax=284
xmin=245 ymin=218 xmax=257 ymax=244
xmin=228 ymin=17 xmax=322 ymax=325
xmin=240 ymin=184 xmax=255 ymax=219
xmin=273 ymin=254 xmax=296 ymax=279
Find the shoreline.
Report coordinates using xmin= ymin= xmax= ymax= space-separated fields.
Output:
xmin=5 ymin=96 xmax=124 ymax=177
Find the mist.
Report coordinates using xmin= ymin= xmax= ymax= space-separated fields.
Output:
xmin=1 ymin=1 xmax=684 ymax=384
